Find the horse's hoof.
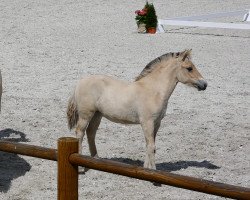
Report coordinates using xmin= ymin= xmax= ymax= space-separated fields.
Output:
xmin=84 ymin=167 xmax=90 ymax=173
xmin=78 ymin=166 xmax=87 ymax=174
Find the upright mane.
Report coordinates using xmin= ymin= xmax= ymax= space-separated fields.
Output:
xmin=135 ymin=50 xmax=190 ymax=81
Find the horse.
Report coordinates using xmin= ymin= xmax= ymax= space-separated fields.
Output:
xmin=0 ymin=69 xmax=2 ymax=112
xmin=67 ymin=49 xmax=207 ymax=170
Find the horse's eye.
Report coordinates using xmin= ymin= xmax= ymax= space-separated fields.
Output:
xmin=187 ymin=67 xmax=193 ymax=72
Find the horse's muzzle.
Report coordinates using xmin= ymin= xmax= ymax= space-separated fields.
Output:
xmin=196 ymin=79 xmax=207 ymax=91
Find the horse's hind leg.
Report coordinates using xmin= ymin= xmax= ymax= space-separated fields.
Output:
xmin=86 ymin=112 xmax=102 ymax=157
xmin=75 ymin=116 xmax=91 ymax=154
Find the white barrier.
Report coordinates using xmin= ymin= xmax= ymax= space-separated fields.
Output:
xmin=157 ymin=10 xmax=250 ymax=33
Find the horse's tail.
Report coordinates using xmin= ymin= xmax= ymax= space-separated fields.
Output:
xmin=67 ymin=94 xmax=79 ymax=130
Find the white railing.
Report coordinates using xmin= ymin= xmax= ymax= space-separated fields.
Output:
xmin=157 ymin=9 xmax=250 ymax=33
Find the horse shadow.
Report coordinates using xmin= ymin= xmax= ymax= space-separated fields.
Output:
xmin=0 ymin=129 xmax=31 ymax=193
xmin=105 ymin=157 xmax=220 ymax=172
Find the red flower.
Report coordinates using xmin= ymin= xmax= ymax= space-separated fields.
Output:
xmin=135 ymin=9 xmax=147 ymax=16
xmin=135 ymin=10 xmax=140 ymax=14
xmin=140 ymin=9 xmax=147 ymax=16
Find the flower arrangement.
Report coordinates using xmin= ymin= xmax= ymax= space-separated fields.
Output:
xmin=135 ymin=2 xmax=158 ymax=34
xmin=135 ymin=8 xmax=147 ymax=26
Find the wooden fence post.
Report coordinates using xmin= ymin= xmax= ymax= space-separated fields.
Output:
xmin=58 ymin=137 xmax=79 ymax=200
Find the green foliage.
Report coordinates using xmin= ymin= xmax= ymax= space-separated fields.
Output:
xmin=135 ymin=14 xmax=146 ymax=25
xmin=145 ymin=3 xmax=158 ymax=29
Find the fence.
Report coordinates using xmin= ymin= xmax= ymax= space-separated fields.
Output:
xmin=0 ymin=137 xmax=249 ymax=199
xmin=157 ymin=9 xmax=250 ymax=33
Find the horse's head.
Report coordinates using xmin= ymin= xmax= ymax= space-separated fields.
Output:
xmin=176 ymin=50 xmax=207 ymax=91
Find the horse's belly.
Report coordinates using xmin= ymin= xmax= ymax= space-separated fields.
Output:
xmin=100 ymin=108 xmax=140 ymax=124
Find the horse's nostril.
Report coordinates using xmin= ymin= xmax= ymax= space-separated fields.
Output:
xmin=204 ymin=83 xmax=207 ymax=90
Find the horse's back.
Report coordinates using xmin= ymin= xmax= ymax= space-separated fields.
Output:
xmin=74 ymin=75 xmax=129 ymax=106
xmin=80 ymin=75 xmax=126 ymax=84
xmin=76 ymin=75 xmax=128 ymax=92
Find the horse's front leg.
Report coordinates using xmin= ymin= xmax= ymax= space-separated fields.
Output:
xmin=141 ymin=120 xmax=157 ymax=170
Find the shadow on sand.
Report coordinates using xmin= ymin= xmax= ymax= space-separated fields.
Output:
xmin=105 ymin=157 xmax=220 ymax=171
xmin=0 ymin=128 xmax=31 ymax=193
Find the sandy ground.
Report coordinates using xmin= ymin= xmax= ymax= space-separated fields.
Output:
xmin=0 ymin=0 xmax=249 ymax=199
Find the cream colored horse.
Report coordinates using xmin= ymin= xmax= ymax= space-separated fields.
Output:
xmin=0 ymin=69 xmax=2 ymax=112
xmin=67 ymin=50 xmax=207 ymax=170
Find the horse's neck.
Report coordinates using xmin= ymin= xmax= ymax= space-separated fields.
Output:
xmin=137 ymin=63 xmax=178 ymax=102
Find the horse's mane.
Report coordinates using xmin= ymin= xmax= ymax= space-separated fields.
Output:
xmin=135 ymin=51 xmax=189 ymax=81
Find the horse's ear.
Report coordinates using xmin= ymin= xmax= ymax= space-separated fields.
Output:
xmin=181 ymin=49 xmax=192 ymax=61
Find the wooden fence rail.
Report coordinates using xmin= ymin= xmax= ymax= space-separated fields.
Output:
xmin=0 ymin=137 xmax=249 ymax=200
